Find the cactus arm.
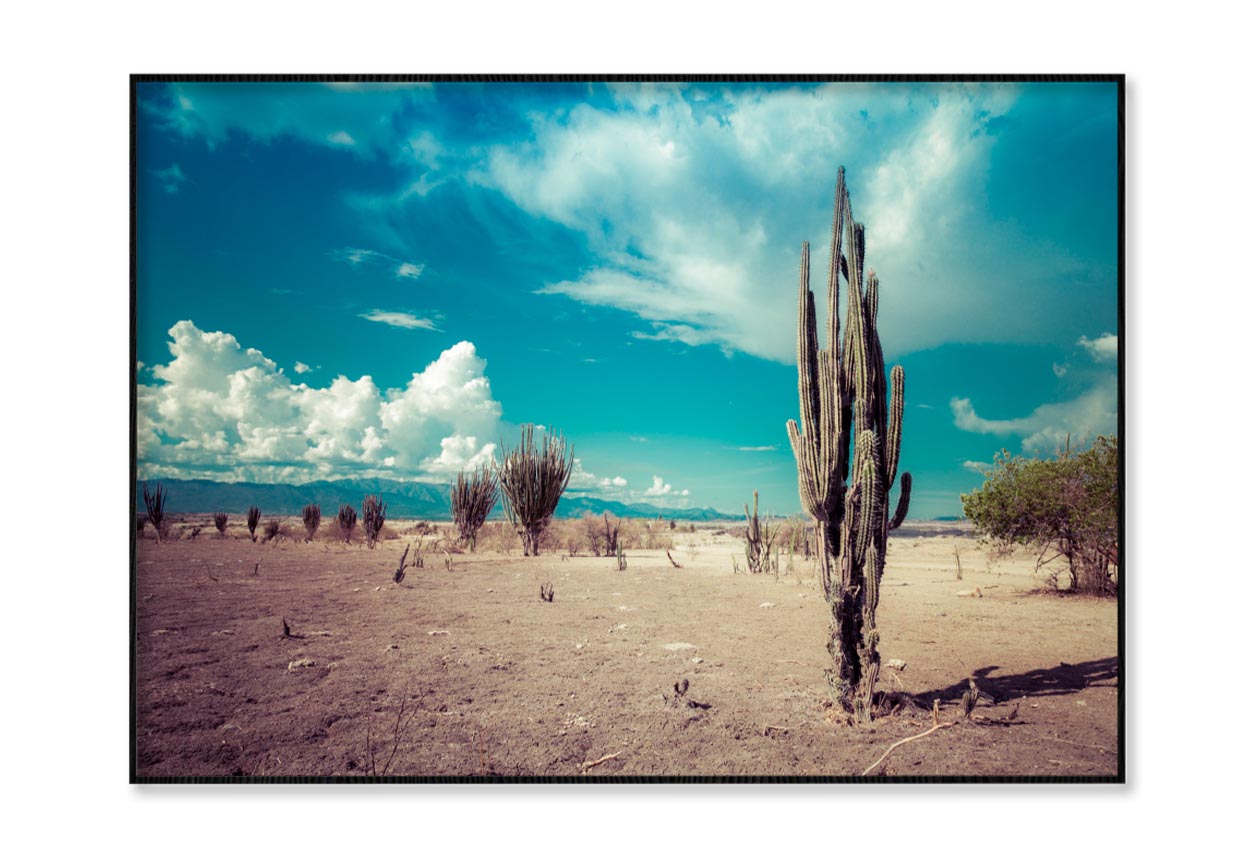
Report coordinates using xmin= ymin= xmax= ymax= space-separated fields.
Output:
xmin=885 ymin=365 xmax=905 ymax=489
xmin=888 ymin=472 xmax=912 ymax=531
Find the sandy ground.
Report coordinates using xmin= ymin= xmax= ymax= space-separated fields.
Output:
xmin=133 ymin=521 xmax=1119 ymax=779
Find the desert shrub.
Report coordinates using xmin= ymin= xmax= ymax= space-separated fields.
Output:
xmin=137 ymin=517 xmax=146 ymax=537
xmin=302 ymin=503 xmax=321 ymax=542
xmin=477 ymin=520 xmax=517 ymax=554
xmin=142 ymin=482 xmax=168 ymax=543
xmin=497 ymin=425 xmax=575 ymax=556
xmin=962 ymin=435 xmax=1118 ymax=595
xmin=213 ymin=512 xmax=228 ymax=538
xmin=362 ymin=494 xmax=386 ymax=549
xmin=450 ymin=464 xmax=498 ymax=551
xmin=580 ymin=511 xmax=620 ymax=556
xmin=262 ymin=519 xmax=282 ymax=543
xmin=246 ymin=506 xmax=261 ymax=542
xmin=337 ymin=503 xmax=358 ymax=543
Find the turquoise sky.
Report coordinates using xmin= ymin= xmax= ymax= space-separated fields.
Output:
xmin=134 ymin=79 xmax=1119 ymax=518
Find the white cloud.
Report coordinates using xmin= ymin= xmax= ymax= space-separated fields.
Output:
xmin=1078 ymin=332 xmax=1118 ymax=361
xmin=332 ymin=246 xmax=426 ymax=281
xmin=962 ymin=460 xmax=990 ymax=474
xmin=137 ymin=321 xmax=500 ymax=483
xmin=472 ymin=82 xmax=1068 ymax=363
xmin=151 ymin=163 xmax=187 ymax=194
xmin=737 ymin=445 xmax=777 ymax=452
xmin=950 ymin=333 xmax=1119 ymax=455
xmin=950 ymin=375 xmax=1117 ymax=455
xmin=294 ymin=361 xmax=313 ymax=374
xmin=145 ymin=81 xmax=432 ymax=158
xmin=359 ymin=309 xmax=439 ymax=331
xmin=1052 ymin=362 xmax=1069 ymax=377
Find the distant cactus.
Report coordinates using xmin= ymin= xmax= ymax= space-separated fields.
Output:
xmin=450 ymin=464 xmax=498 ymax=551
xmin=337 ymin=503 xmax=357 ymax=543
xmin=615 ymin=540 xmax=627 ymax=572
xmin=743 ymin=490 xmax=779 ymax=574
xmin=785 ymin=168 xmax=911 ymax=722
xmin=142 ymin=482 xmax=168 ymax=543
xmin=262 ymin=519 xmax=281 ymax=543
xmin=302 ymin=503 xmax=321 ymax=543
xmin=497 ymin=425 xmax=574 ymax=556
xmin=362 ymin=494 xmax=386 ymax=549
xmin=213 ymin=512 xmax=228 ymax=538
xmin=246 ymin=506 xmax=261 ymax=542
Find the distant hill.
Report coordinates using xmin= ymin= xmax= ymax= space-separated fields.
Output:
xmin=134 ymin=478 xmax=739 ymax=522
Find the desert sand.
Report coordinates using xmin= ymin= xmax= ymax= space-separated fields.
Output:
xmin=133 ymin=519 xmax=1118 ymax=779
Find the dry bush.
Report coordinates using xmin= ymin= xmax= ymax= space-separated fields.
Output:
xmin=262 ymin=519 xmax=282 ymax=543
xmin=476 ymin=521 xmax=518 ymax=554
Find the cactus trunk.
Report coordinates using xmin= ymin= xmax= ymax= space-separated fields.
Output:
xmin=786 ymin=168 xmax=911 ymax=722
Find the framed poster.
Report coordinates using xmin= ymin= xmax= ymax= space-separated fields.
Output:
xmin=132 ymin=75 xmax=1122 ymax=781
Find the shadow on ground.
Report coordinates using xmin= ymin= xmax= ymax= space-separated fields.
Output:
xmin=916 ymin=657 xmax=1118 ymax=706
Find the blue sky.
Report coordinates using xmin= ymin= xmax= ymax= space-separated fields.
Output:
xmin=134 ymin=79 xmax=1119 ymax=518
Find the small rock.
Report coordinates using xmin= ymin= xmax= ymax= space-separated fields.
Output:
xmin=886 ymin=658 xmax=907 ymax=671
xmin=759 ymin=602 xmax=775 ymax=609
xmin=662 ymin=642 xmax=696 ymax=651
xmin=428 ymin=630 xmax=450 ymax=636
xmin=287 ymin=658 xmax=315 ymax=671
xmin=609 ymin=623 xmax=628 ymax=633
xmin=384 ymin=644 xmax=399 ymax=652
xmin=691 ymin=657 xmax=703 ymax=664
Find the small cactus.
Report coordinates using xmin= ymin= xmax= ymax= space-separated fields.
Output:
xmin=337 ymin=503 xmax=358 ymax=543
xmin=302 ymin=503 xmax=321 ymax=543
xmin=246 ymin=506 xmax=261 ymax=542
xmin=362 ymin=495 xmax=386 ymax=549
xmin=142 ymin=482 xmax=168 ymax=543
xmin=213 ymin=512 xmax=228 ymax=538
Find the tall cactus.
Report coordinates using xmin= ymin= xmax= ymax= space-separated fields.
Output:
xmin=786 ymin=167 xmax=912 ymax=722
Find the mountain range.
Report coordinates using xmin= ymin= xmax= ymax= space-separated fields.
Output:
xmin=133 ymin=478 xmax=740 ymax=522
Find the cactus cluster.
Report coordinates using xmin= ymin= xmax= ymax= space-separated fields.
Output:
xmin=743 ymin=490 xmax=779 ymax=574
xmin=302 ymin=503 xmax=321 ymax=542
xmin=246 ymin=505 xmax=261 ymax=542
xmin=786 ymin=167 xmax=912 ymax=722
xmin=362 ymin=494 xmax=386 ymax=549
xmin=497 ymin=425 xmax=574 ymax=556
xmin=142 ymin=482 xmax=168 ymax=543
xmin=337 ymin=503 xmax=358 ymax=543
xmin=450 ymin=464 xmax=498 ymax=551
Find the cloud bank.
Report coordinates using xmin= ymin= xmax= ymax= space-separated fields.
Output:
xmin=137 ymin=321 xmax=500 ymax=483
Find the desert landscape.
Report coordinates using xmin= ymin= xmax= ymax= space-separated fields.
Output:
xmin=133 ymin=517 xmax=1118 ymax=779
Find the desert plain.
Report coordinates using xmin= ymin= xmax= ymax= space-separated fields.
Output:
xmin=133 ymin=518 xmax=1118 ymax=779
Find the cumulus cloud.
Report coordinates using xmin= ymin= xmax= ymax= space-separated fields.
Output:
xmin=962 ymin=460 xmax=990 ymax=474
xmin=359 ymin=309 xmax=439 ymax=331
xmin=294 ymin=361 xmax=313 ymax=374
xmin=1078 ymin=332 xmax=1118 ymax=361
xmin=396 ymin=262 xmax=425 ymax=280
xmin=643 ymin=475 xmax=689 ymax=499
xmin=137 ymin=321 xmax=500 ymax=483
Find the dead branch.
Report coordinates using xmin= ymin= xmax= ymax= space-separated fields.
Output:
xmin=580 ymin=750 xmax=624 ymax=771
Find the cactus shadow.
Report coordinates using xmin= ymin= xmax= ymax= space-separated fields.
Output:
xmin=913 ymin=657 xmax=1118 ymax=707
